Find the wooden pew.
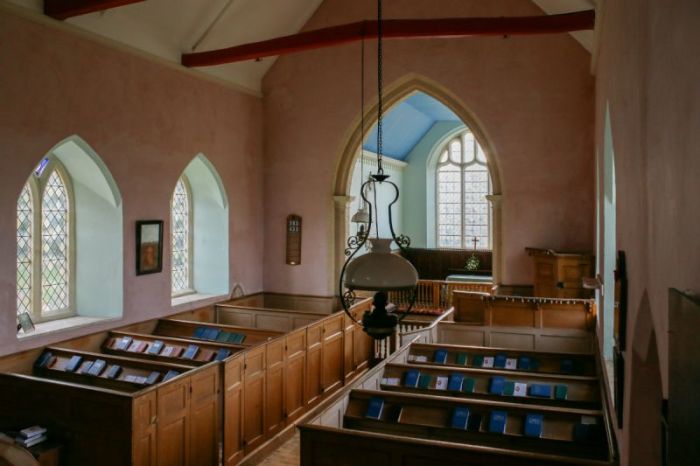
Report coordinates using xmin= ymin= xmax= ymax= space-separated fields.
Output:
xmin=380 ymin=362 xmax=601 ymax=409
xmin=343 ymin=389 xmax=612 ymax=461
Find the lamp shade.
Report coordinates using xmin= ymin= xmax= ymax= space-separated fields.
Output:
xmin=344 ymin=238 xmax=418 ymax=291
xmin=350 ymin=204 xmax=370 ymax=225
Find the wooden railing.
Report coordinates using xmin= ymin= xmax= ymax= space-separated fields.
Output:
xmin=388 ymin=279 xmax=493 ymax=310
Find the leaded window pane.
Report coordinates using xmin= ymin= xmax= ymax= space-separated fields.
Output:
xmin=41 ymin=171 xmax=69 ymax=313
xmin=172 ymin=178 xmax=190 ymax=293
xmin=17 ymin=184 xmax=32 ymax=315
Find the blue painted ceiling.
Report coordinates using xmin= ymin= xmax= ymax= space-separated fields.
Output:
xmin=363 ymin=91 xmax=460 ymax=160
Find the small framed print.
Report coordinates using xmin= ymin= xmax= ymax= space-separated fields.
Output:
xmin=136 ymin=220 xmax=163 ymax=275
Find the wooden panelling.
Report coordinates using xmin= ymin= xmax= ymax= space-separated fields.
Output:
xmin=224 ymin=354 xmax=245 ymax=466
xmin=285 ymin=329 xmax=306 ymax=423
xmin=265 ymin=338 xmax=286 ymax=436
xmin=322 ymin=314 xmax=343 ymax=393
xmin=343 ymin=315 xmax=356 ymax=382
xmin=189 ymin=366 xmax=219 ymax=466
xmin=305 ymin=321 xmax=323 ymax=406
xmin=528 ymin=249 xmax=594 ymax=299
xmin=157 ymin=378 xmax=190 ymax=466
xmin=243 ymin=345 xmax=266 ymax=453
xmin=133 ymin=391 xmax=157 ymax=466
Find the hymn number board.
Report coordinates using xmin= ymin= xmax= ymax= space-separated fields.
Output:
xmin=286 ymin=214 xmax=302 ymax=265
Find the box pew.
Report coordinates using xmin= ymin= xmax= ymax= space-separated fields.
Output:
xmin=0 ymin=347 xmax=219 ymax=466
xmin=153 ymin=319 xmax=283 ymax=346
xmin=380 ymin=362 xmax=601 ymax=409
xmin=343 ymin=389 xmax=612 ymax=462
xmin=406 ymin=343 xmax=597 ymax=376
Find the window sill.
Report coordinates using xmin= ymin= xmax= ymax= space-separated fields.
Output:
xmin=17 ymin=315 xmax=118 ymax=340
xmin=171 ymin=292 xmax=227 ymax=308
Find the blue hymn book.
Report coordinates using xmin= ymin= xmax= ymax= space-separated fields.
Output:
xmin=403 ymin=369 xmax=420 ymax=388
xmin=489 ymin=376 xmax=506 ymax=395
xmin=433 ymin=349 xmax=448 ymax=364
xmin=524 ymin=413 xmax=544 ymax=437
xmin=450 ymin=407 xmax=470 ymax=430
xmin=494 ymin=354 xmax=507 ymax=368
xmin=365 ymin=397 xmax=385 ymax=420
xmin=447 ymin=373 xmax=464 ymax=391
xmin=488 ymin=411 xmax=508 ymax=434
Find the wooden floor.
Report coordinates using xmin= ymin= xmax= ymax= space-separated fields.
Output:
xmin=257 ymin=432 xmax=300 ymax=466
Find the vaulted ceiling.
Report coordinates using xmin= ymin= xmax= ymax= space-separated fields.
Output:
xmin=7 ymin=0 xmax=595 ymax=94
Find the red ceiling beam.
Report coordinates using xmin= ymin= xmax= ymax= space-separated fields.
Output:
xmin=182 ymin=10 xmax=594 ymax=68
xmin=44 ymin=0 xmax=146 ymax=20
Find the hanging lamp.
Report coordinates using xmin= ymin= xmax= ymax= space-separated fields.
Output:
xmin=340 ymin=0 xmax=419 ymax=340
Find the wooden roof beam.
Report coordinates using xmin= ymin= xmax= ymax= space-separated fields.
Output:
xmin=44 ymin=0 xmax=146 ymax=20
xmin=182 ymin=10 xmax=595 ymax=68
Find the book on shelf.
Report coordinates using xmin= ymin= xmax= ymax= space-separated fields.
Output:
xmin=450 ymin=407 xmax=470 ymax=430
xmin=413 ymin=355 xmax=428 ymax=363
xmin=215 ymin=348 xmax=232 ymax=361
xmin=105 ymin=365 xmax=122 ymax=379
xmin=386 ymin=405 xmax=403 ymax=423
xmin=365 ymin=397 xmax=385 ymax=420
xmin=524 ymin=413 xmax=544 ymax=438
xmin=482 ymin=356 xmax=495 ymax=368
xmin=203 ymin=328 xmax=221 ymax=341
xmin=433 ymin=349 xmax=448 ymax=364
xmin=199 ymin=348 xmax=216 ymax=362
xmin=182 ymin=344 xmax=200 ymax=360
xmin=513 ymin=382 xmax=528 ymax=397
xmin=462 ymin=377 xmax=476 ymax=394
xmin=455 ymin=353 xmax=468 ymax=366
xmin=403 ymin=369 xmax=420 ymax=388
xmin=435 ymin=376 xmax=449 ymax=390
xmin=417 ymin=374 xmax=433 ymax=390
xmin=19 ymin=426 xmax=46 ymax=439
xmin=78 ymin=360 xmax=94 ymax=375
xmin=467 ymin=413 xmax=482 ymax=431
xmin=472 ymin=355 xmax=484 ymax=367
xmin=115 ymin=336 xmax=133 ymax=351
xmin=64 ymin=355 xmax=83 ymax=373
xmin=561 ymin=358 xmax=583 ymax=374
xmin=554 ymin=384 xmax=568 ymax=400
xmin=162 ymin=346 xmax=183 ymax=358
xmin=518 ymin=356 xmax=533 ymax=370
xmin=503 ymin=380 xmax=516 ymax=396
xmin=447 ymin=373 xmax=464 ymax=391
xmin=381 ymin=377 xmax=401 ymax=386
xmin=505 ymin=358 xmax=518 ymax=370
xmin=489 ymin=376 xmax=506 ymax=395
xmin=488 ymin=410 xmax=508 ymax=434
xmin=124 ymin=375 xmax=148 ymax=384
xmin=34 ymin=351 xmax=55 ymax=369
xmin=163 ymin=370 xmax=180 ymax=382
xmin=127 ymin=340 xmax=146 ymax=353
xmin=145 ymin=371 xmax=161 ymax=385
xmin=16 ymin=434 xmax=47 ymax=448
xmin=148 ymin=340 xmax=165 ymax=355
xmin=494 ymin=354 xmax=507 ymax=369
xmin=87 ymin=359 xmax=107 ymax=377
xmin=529 ymin=383 xmax=552 ymax=398
xmin=216 ymin=331 xmax=232 ymax=343
xmin=232 ymin=333 xmax=246 ymax=344
xmin=193 ymin=327 xmax=207 ymax=339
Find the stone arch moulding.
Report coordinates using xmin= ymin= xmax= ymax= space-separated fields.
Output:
xmin=332 ymin=74 xmax=504 ymax=290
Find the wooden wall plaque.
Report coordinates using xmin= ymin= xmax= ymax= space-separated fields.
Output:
xmin=286 ymin=215 xmax=302 ymax=265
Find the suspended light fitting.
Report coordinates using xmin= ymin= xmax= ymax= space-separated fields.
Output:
xmin=340 ymin=0 xmax=419 ymax=340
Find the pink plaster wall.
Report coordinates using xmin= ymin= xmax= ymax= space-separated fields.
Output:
xmin=594 ymin=0 xmax=700 ymax=463
xmin=262 ymin=0 xmax=595 ymax=295
xmin=0 ymin=10 xmax=264 ymax=356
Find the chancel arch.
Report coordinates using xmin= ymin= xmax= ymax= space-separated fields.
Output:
xmin=333 ymin=76 xmax=503 ymax=290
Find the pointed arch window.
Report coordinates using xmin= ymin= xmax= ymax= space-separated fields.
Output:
xmin=436 ymin=130 xmax=492 ymax=249
xmin=171 ymin=176 xmax=193 ymax=295
xmin=16 ymin=159 xmax=74 ymax=320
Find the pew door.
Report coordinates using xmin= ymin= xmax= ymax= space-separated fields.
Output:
xmin=243 ymin=345 xmax=266 ymax=453
xmin=305 ymin=321 xmax=323 ymax=406
xmin=157 ymin=378 xmax=190 ymax=466
xmin=133 ymin=391 xmax=158 ymax=466
xmin=322 ymin=314 xmax=344 ymax=393
xmin=189 ymin=366 xmax=219 ymax=466
xmin=223 ymin=354 xmax=245 ymax=466
xmin=265 ymin=338 xmax=286 ymax=437
xmin=343 ymin=314 xmax=356 ymax=382
xmin=285 ymin=328 xmax=306 ymax=423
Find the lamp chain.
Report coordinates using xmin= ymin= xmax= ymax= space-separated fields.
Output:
xmin=376 ymin=0 xmax=384 ymax=176
xmin=360 ymin=34 xmax=365 ymax=189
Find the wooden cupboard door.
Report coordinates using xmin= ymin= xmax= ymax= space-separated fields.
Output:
xmin=189 ymin=367 xmax=219 ymax=466
xmin=322 ymin=314 xmax=344 ymax=393
xmin=224 ymin=354 xmax=245 ymax=466
xmin=243 ymin=345 xmax=266 ymax=453
xmin=133 ymin=391 xmax=157 ymax=466
xmin=285 ymin=328 xmax=306 ymax=422
xmin=265 ymin=338 xmax=286 ymax=437
xmin=157 ymin=378 xmax=190 ymax=466
xmin=305 ymin=321 xmax=323 ymax=406
xmin=343 ymin=314 xmax=356 ymax=382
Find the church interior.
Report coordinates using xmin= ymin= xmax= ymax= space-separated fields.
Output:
xmin=0 ymin=0 xmax=698 ymax=465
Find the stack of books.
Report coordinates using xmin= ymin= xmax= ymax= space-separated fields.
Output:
xmin=15 ymin=425 xmax=47 ymax=448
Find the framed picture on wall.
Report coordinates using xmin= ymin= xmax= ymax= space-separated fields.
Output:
xmin=136 ymin=220 xmax=163 ymax=275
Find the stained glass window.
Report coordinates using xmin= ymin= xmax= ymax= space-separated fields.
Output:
xmin=16 ymin=184 xmax=33 ymax=315
xmin=437 ymin=131 xmax=492 ymax=249
xmin=171 ymin=177 xmax=191 ymax=294
xmin=41 ymin=171 xmax=70 ymax=313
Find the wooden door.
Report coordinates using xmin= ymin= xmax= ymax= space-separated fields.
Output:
xmin=343 ymin=314 xmax=356 ymax=382
xmin=243 ymin=345 xmax=266 ymax=453
xmin=224 ymin=354 xmax=245 ymax=466
xmin=265 ymin=338 xmax=286 ymax=436
xmin=133 ymin=391 xmax=157 ymax=466
xmin=157 ymin=378 xmax=190 ymax=466
xmin=322 ymin=314 xmax=344 ymax=393
xmin=189 ymin=366 xmax=219 ymax=466
xmin=285 ymin=328 xmax=306 ymax=422
xmin=305 ymin=321 xmax=323 ymax=406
